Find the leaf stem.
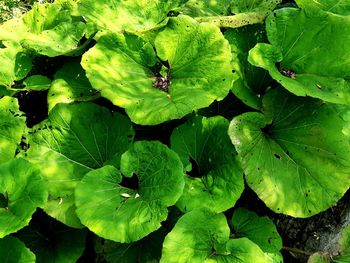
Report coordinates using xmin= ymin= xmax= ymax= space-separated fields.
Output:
xmin=195 ymin=12 xmax=268 ymax=28
xmin=283 ymin=246 xmax=314 ymax=256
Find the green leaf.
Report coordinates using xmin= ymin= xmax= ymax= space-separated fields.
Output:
xmin=232 ymin=208 xmax=282 ymax=262
xmin=25 ymin=103 xmax=134 ymax=228
xmin=82 ymin=15 xmax=233 ymax=125
xmin=0 ymin=158 xmax=48 ymax=238
xmin=48 ymin=61 xmax=99 ymax=111
xmin=0 ymin=96 xmax=26 ymax=164
xmin=160 ymin=209 xmax=270 ymax=263
xmin=225 ymin=25 xmax=270 ymax=109
xmin=248 ymin=7 xmax=350 ymax=105
xmin=296 ymin=0 xmax=350 ymax=15
xmin=228 ymin=88 xmax=350 ymax=217
xmin=0 ymin=3 xmax=86 ymax=57
xmin=17 ymin=211 xmax=87 ymax=263
xmin=95 ymin=228 xmax=166 ymax=263
xmin=77 ymin=0 xmax=184 ymax=33
xmin=75 ymin=141 xmax=184 ymax=242
xmin=0 ymin=236 xmax=36 ymax=263
xmin=0 ymin=44 xmax=32 ymax=87
xmin=181 ymin=0 xmax=232 ymax=17
xmin=170 ymin=115 xmax=244 ymax=213
xmin=23 ymin=75 xmax=51 ymax=91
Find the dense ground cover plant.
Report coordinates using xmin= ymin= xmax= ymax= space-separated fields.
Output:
xmin=0 ymin=0 xmax=350 ymax=262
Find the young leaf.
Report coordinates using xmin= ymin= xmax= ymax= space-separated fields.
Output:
xmin=232 ymin=208 xmax=283 ymax=262
xmin=25 ymin=103 xmax=134 ymax=228
xmin=170 ymin=115 xmax=244 ymax=213
xmin=77 ymin=0 xmax=184 ymax=33
xmin=160 ymin=209 xmax=270 ymax=263
xmin=228 ymin=88 xmax=350 ymax=217
xmin=225 ymin=25 xmax=271 ymax=109
xmin=48 ymin=61 xmax=99 ymax=111
xmin=75 ymin=141 xmax=184 ymax=242
xmin=248 ymin=7 xmax=350 ymax=105
xmin=0 ymin=236 xmax=35 ymax=263
xmin=82 ymin=15 xmax=233 ymax=124
xmin=17 ymin=210 xmax=87 ymax=263
xmin=0 ymin=96 xmax=26 ymax=164
xmin=295 ymin=0 xmax=350 ymax=15
xmin=0 ymin=158 xmax=48 ymax=238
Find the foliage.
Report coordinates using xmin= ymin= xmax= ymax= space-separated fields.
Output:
xmin=0 ymin=0 xmax=349 ymax=262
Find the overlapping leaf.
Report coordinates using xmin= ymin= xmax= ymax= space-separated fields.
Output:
xmin=160 ymin=209 xmax=269 ymax=263
xmin=0 ymin=2 xmax=86 ymax=57
xmin=248 ymin=7 xmax=350 ymax=105
xmin=82 ymin=15 xmax=233 ymax=124
xmin=0 ymin=96 xmax=26 ymax=164
xmin=170 ymin=115 xmax=244 ymax=213
xmin=0 ymin=158 xmax=48 ymax=238
xmin=0 ymin=236 xmax=35 ymax=263
xmin=229 ymin=88 xmax=350 ymax=217
xmin=25 ymin=103 xmax=134 ymax=228
xmin=75 ymin=141 xmax=184 ymax=242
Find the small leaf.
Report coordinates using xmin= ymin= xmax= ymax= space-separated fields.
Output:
xmin=23 ymin=75 xmax=51 ymax=91
xmin=48 ymin=61 xmax=99 ymax=111
xmin=170 ymin=115 xmax=244 ymax=213
xmin=75 ymin=141 xmax=184 ymax=243
xmin=0 ymin=158 xmax=48 ymax=238
xmin=232 ymin=208 xmax=283 ymax=262
xmin=0 ymin=236 xmax=35 ymax=263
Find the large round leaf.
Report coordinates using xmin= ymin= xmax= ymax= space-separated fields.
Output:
xmin=160 ymin=209 xmax=269 ymax=263
xmin=17 ymin=210 xmax=87 ymax=263
xmin=75 ymin=141 xmax=184 ymax=243
xmin=82 ymin=15 xmax=233 ymax=125
xmin=228 ymin=88 xmax=350 ymax=217
xmin=296 ymin=0 xmax=350 ymax=15
xmin=0 ymin=236 xmax=35 ymax=263
xmin=0 ymin=96 xmax=26 ymax=164
xmin=248 ymin=7 xmax=350 ymax=105
xmin=0 ymin=3 xmax=86 ymax=57
xmin=25 ymin=103 xmax=134 ymax=228
xmin=0 ymin=158 xmax=48 ymax=238
xmin=232 ymin=208 xmax=282 ymax=262
xmin=170 ymin=115 xmax=244 ymax=213
xmin=77 ymin=0 xmax=184 ymax=33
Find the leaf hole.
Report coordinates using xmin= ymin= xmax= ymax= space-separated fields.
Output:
xmin=274 ymin=153 xmax=281 ymax=160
